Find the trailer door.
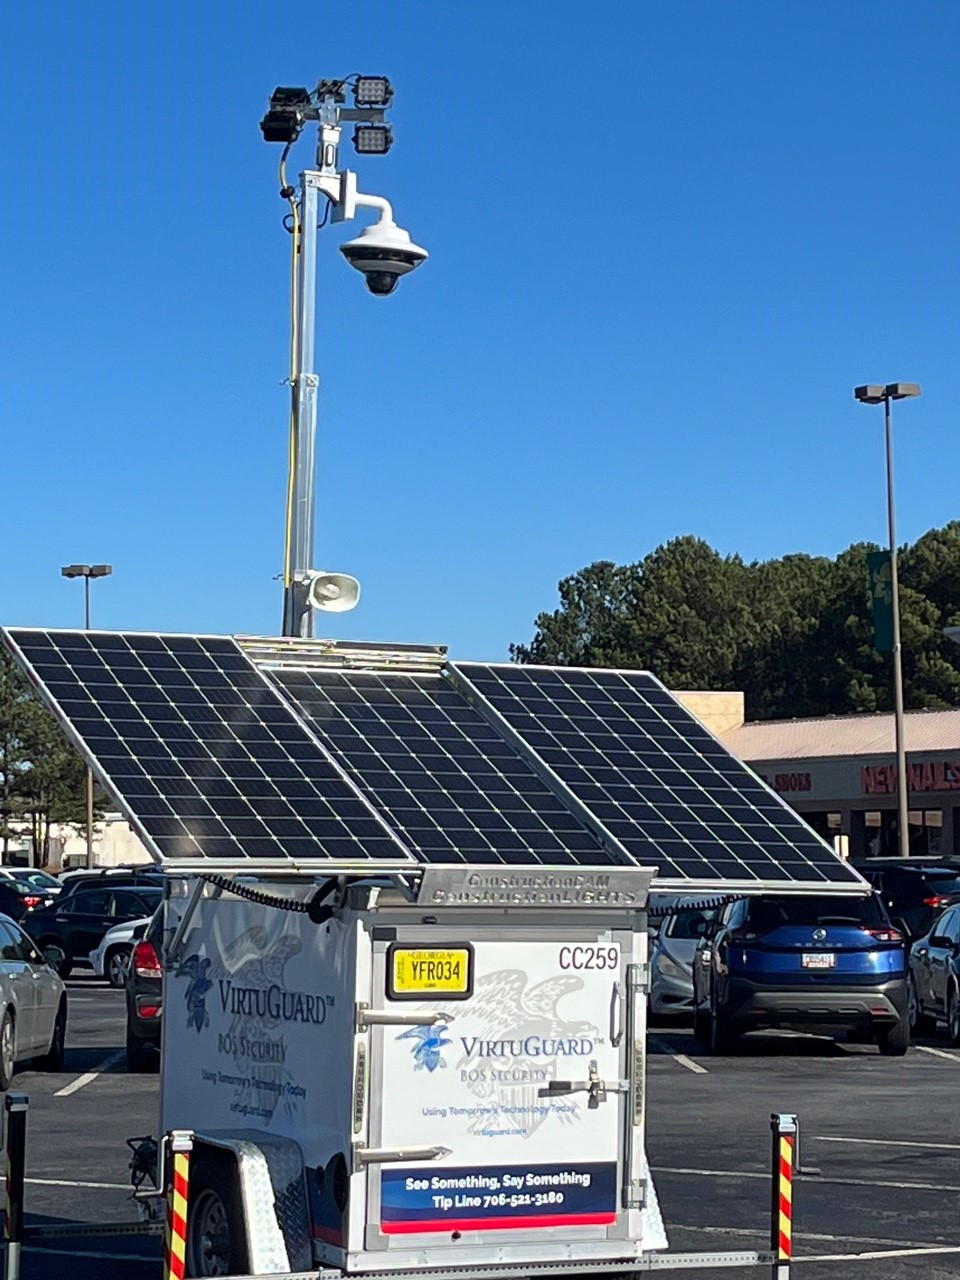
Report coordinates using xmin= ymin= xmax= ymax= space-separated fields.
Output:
xmin=361 ymin=929 xmax=638 ymax=1254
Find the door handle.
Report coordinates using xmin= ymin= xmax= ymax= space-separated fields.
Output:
xmin=539 ymin=1061 xmax=628 ymax=1108
xmin=355 ymin=1004 xmax=455 ymax=1032
xmin=610 ymin=981 xmax=624 ymax=1047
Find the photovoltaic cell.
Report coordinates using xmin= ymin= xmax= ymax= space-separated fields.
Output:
xmin=266 ymin=668 xmax=619 ymax=867
xmin=3 ymin=630 xmax=412 ymax=866
xmin=451 ymin=663 xmax=863 ymax=888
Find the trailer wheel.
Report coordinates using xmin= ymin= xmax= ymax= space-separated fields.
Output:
xmin=187 ymin=1154 xmax=249 ymax=1278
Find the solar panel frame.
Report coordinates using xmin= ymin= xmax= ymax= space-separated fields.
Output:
xmin=263 ymin=666 xmax=629 ymax=868
xmin=2 ymin=628 xmax=417 ymax=873
xmin=448 ymin=661 xmax=867 ymax=894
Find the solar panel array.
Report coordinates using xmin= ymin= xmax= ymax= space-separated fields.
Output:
xmin=4 ymin=630 xmax=412 ymax=866
xmin=266 ymin=667 xmax=617 ymax=867
xmin=451 ymin=663 xmax=863 ymax=887
xmin=1 ymin=628 xmax=863 ymax=888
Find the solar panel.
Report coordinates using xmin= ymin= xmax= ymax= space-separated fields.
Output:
xmin=3 ymin=629 xmax=414 ymax=870
xmin=450 ymin=663 xmax=864 ymax=890
xmin=265 ymin=667 xmax=621 ymax=867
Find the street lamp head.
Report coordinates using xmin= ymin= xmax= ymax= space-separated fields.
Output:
xmin=886 ymin=382 xmax=921 ymax=401
xmin=89 ymin=564 xmax=113 ymax=578
xmin=61 ymin=564 xmax=91 ymax=578
xmin=854 ymin=385 xmax=887 ymax=405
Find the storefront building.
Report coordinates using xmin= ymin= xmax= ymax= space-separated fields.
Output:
xmin=717 ymin=705 xmax=960 ymax=860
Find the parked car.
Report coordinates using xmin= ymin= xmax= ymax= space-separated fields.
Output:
xmin=0 ymin=913 xmax=68 ymax=1087
xmin=692 ymin=893 xmax=908 ymax=1055
xmin=0 ymin=879 xmax=57 ymax=924
xmin=126 ymin=908 xmax=163 ymax=1072
xmin=0 ymin=868 xmax=62 ymax=896
xmin=908 ymin=904 xmax=960 ymax=1041
xmin=57 ymin=868 xmax=163 ymax=900
xmin=649 ymin=903 xmax=719 ymax=1018
xmin=853 ymin=860 xmax=960 ymax=942
xmin=27 ymin=885 xmax=163 ymax=978
xmin=88 ymin=916 xmax=152 ymax=988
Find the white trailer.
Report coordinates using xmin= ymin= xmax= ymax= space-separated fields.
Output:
xmin=156 ymin=865 xmax=666 ymax=1278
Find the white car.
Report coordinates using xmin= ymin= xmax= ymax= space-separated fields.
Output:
xmin=649 ymin=903 xmax=719 ymax=1018
xmin=0 ymin=913 xmax=67 ymax=1087
xmin=89 ymin=916 xmax=152 ymax=987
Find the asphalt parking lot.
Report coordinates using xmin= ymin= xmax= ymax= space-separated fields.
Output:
xmin=3 ymin=983 xmax=960 ymax=1279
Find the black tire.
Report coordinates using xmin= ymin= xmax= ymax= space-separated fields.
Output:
xmin=709 ymin=1006 xmax=740 ymax=1054
xmin=877 ymin=1015 xmax=910 ymax=1057
xmin=187 ymin=1154 xmax=249 ymax=1278
xmin=125 ymin=1023 xmax=157 ymax=1073
xmin=908 ymin=974 xmax=936 ymax=1036
xmin=947 ymin=985 xmax=960 ymax=1047
xmin=105 ymin=946 xmax=132 ymax=988
xmin=692 ymin=1007 xmax=710 ymax=1045
xmin=0 ymin=1012 xmax=15 ymax=1090
xmin=36 ymin=1002 xmax=67 ymax=1072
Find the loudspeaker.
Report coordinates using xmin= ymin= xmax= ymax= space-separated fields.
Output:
xmin=306 ymin=571 xmax=361 ymax=613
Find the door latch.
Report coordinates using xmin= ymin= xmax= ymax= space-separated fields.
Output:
xmin=538 ymin=1060 xmax=628 ymax=1109
xmin=355 ymin=1002 xmax=455 ymax=1032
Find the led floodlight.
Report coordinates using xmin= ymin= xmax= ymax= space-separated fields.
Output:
xmin=353 ymin=124 xmax=393 ymax=155
xmin=354 ymin=76 xmax=393 ymax=107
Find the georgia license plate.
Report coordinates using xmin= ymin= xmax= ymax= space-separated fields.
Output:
xmin=801 ymin=952 xmax=835 ymax=969
xmin=388 ymin=945 xmax=473 ymax=999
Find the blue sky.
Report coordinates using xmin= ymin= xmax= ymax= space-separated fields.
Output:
xmin=3 ymin=2 xmax=958 ymax=661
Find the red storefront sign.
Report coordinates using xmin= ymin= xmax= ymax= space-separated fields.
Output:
xmin=861 ymin=761 xmax=960 ymax=795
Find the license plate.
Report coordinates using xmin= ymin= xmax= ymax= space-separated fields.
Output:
xmin=801 ymin=952 xmax=835 ymax=969
xmin=388 ymin=945 xmax=473 ymax=999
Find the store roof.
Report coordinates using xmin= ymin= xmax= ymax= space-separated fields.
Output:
xmin=723 ymin=706 xmax=960 ymax=762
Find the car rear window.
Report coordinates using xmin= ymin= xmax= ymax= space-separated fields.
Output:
xmin=924 ymin=872 xmax=960 ymax=896
xmin=745 ymin=895 xmax=887 ymax=931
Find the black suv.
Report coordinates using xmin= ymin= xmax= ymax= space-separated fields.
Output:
xmin=853 ymin=860 xmax=960 ymax=942
xmin=27 ymin=884 xmax=163 ymax=977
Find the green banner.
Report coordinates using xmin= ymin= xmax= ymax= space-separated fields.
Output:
xmin=867 ymin=550 xmax=893 ymax=653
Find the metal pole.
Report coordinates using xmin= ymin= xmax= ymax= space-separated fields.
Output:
xmin=770 ymin=1112 xmax=796 ymax=1280
xmin=3 ymin=1093 xmax=29 ymax=1280
xmin=84 ymin=574 xmax=94 ymax=870
xmin=885 ymin=394 xmax=910 ymax=858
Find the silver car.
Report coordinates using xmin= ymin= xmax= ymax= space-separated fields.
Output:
xmin=650 ymin=904 xmax=718 ymax=1018
xmin=0 ymin=914 xmax=68 ymax=1088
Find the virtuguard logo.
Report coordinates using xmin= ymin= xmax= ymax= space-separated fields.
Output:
xmin=459 ymin=1036 xmax=594 ymax=1058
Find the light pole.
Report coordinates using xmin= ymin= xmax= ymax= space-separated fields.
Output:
xmin=854 ymin=383 xmax=921 ymax=858
xmin=259 ymin=76 xmax=428 ymax=638
xmin=61 ymin=563 xmax=112 ymax=868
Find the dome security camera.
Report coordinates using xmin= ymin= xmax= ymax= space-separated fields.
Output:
xmin=339 ymin=219 xmax=428 ymax=296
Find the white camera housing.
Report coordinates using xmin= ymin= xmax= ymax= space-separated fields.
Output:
xmin=339 ymin=219 xmax=428 ymax=296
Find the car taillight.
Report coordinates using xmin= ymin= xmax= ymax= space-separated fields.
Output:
xmin=923 ymin=895 xmax=953 ymax=909
xmin=862 ymin=927 xmax=903 ymax=943
xmin=22 ymin=895 xmax=41 ymax=909
xmin=138 ymin=1004 xmax=161 ymax=1019
xmin=132 ymin=941 xmax=162 ymax=979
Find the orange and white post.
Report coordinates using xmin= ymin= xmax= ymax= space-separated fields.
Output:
xmin=770 ymin=1113 xmax=796 ymax=1280
xmin=163 ymin=1130 xmax=193 ymax=1280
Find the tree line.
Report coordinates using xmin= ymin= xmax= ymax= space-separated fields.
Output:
xmin=511 ymin=523 xmax=960 ymax=722
xmin=0 ymin=649 xmax=98 ymax=865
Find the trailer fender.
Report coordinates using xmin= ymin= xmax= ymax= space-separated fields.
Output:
xmin=189 ymin=1131 xmax=311 ymax=1275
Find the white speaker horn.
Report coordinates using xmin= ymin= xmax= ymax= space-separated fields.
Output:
xmin=306 ymin=571 xmax=361 ymax=613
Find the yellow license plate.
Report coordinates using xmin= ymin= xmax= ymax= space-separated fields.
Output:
xmin=388 ymin=946 xmax=473 ymax=999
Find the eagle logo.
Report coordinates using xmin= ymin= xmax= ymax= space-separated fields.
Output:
xmin=396 ymin=1023 xmax=453 ymax=1072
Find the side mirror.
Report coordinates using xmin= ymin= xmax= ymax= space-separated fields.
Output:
xmin=42 ymin=945 xmax=66 ymax=970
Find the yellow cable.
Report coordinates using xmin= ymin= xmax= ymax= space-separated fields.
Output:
xmin=280 ymin=148 xmax=300 ymax=591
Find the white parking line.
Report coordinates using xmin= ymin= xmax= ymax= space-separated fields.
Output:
xmin=915 ymin=1044 xmax=960 ymax=1063
xmin=813 ymin=1134 xmax=960 ymax=1151
xmin=53 ymin=1050 xmax=125 ymax=1097
xmin=649 ymin=1037 xmax=708 ymax=1074
xmin=796 ymin=1244 xmax=960 ymax=1264
xmin=26 ymin=1177 xmax=129 ymax=1190
xmin=674 ymin=1222 xmax=951 ymax=1249
xmin=651 ymin=1165 xmax=960 ymax=1193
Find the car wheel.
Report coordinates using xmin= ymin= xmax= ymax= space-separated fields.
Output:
xmin=106 ymin=947 xmax=132 ymax=988
xmin=877 ymin=1015 xmax=910 ymax=1057
xmin=908 ymin=974 xmax=936 ymax=1036
xmin=709 ymin=1005 xmax=740 ymax=1054
xmin=36 ymin=1002 xmax=67 ymax=1072
xmin=0 ymin=1013 xmax=16 ymax=1090
xmin=187 ymin=1155 xmax=249 ymax=1277
xmin=947 ymin=985 xmax=960 ymax=1047
xmin=126 ymin=1024 xmax=157 ymax=1073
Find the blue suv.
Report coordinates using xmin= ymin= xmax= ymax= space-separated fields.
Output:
xmin=692 ymin=893 xmax=908 ymax=1055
